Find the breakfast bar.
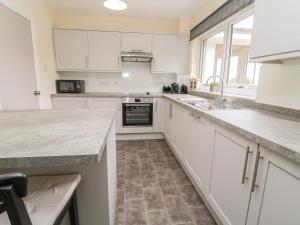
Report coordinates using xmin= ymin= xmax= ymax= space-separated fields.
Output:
xmin=0 ymin=109 xmax=117 ymax=225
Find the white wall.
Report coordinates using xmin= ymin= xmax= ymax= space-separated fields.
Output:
xmin=59 ymin=63 xmax=177 ymax=93
xmin=0 ymin=0 xmax=57 ymax=109
xmin=54 ymin=13 xmax=179 ymax=34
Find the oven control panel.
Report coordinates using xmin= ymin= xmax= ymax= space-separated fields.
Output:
xmin=122 ymin=97 xmax=154 ymax=104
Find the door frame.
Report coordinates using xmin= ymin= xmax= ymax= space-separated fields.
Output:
xmin=0 ymin=0 xmax=41 ymax=108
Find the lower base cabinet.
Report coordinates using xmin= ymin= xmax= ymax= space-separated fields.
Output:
xmin=208 ymin=125 xmax=258 ymax=225
xmin=184 ymin=112 xmax=213 ymax=194
xmin=163 ymin=99 xmax=300 ymax=225
xmin=247 ymin=146 xmax=300 ymax=225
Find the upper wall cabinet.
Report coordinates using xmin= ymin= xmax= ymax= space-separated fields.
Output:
xmin=152 ymin=34 xmax=177 ymax=74
xmin=53 ymin=29 xmax=89 ymax=71
xmin=88 ymin=31 xmax=121 ymax=72
xmin=251 ymin=0 xmax=300 ymax=62
xmin=121 ymin=33 xmax=152 ymax=52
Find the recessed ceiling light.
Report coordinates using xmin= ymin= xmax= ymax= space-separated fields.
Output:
xmin=103 ymin=0 xmax=127 ymax=11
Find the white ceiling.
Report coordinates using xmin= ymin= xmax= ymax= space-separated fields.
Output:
xmin=47 ymin=0 xmax=207 ymax=20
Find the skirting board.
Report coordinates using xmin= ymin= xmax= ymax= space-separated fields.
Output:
xmin=163 ymin=134 xmax=222 ymax=225
xmin=116 ymin=133 xmax=164 ymax=140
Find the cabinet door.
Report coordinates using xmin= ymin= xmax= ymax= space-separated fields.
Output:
xmin=52 ymin=97 xmax=86 ymax=109
xmin=152 ymin=34 xmax=177 ymax=74
xmin=251 ymin=0 xmax=300 ymax=61
xmin=171 ymin=104 xmax=187 ymax=158
xmin=176 ymin=36 xmax=190 ymax=75
xmin=163 ymin=100 xmax=173 ymax=141
xmin=208 ymin=125 xmax=257 ymax=225
xmin=153 ymin=98 xmax=163 ymax=132
xmin=88 ymin=31 xmax=121 ymax=72
xmin=53 ymin=29 xmax=89 ymax=71
xmin=247 ymin=146 xmax=300 ymax=225
xmin=184 ymin=112 xmax=213 ymax=194
xmin=121 ymin=33 xmax=152 ymax=52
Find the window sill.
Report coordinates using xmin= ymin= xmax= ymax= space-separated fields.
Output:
xmin=189 ymin=88 xmax=256 ymax=100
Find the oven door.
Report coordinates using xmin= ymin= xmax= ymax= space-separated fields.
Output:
xmin=122 ymin=103 xmax=153 ymax=127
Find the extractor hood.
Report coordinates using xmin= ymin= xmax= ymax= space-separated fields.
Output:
xmin=121 ymin=51 xmax=153 ymax=63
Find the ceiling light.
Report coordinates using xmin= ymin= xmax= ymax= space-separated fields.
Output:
xmin=103 ymin=0 xmax=127 ymax=11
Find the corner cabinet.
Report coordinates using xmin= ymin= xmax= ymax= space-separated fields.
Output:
xmin=53 ymin=29 xmax=89 ymax=71
xmin=88 ymin=31 xmax=121 ymax=72
xmin=152 ymin=34 xmax=177 ymax=74
xmin=251 ymin=0 xmax=300 ymax=62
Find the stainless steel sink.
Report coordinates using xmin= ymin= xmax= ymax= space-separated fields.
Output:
xmin=178 ymin=98 xmax=241 ymax=110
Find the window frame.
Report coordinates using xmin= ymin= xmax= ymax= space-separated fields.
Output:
xmin=200 ymin=24 xmax=227 ymax=84
xmin=198 ymin=4 xmax=257 ymax=89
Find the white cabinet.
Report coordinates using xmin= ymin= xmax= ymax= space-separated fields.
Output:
xmin=163 ymin=100 xmax=174 ymax=139
xmin=190 ymin=36 xmax=201 ymax=76
xmin=153 ymin=98 xmax=163 ymax=132
xmin=208 ymin=125 xmax=258 ymax=225
xmin=247 ymin=146 xmax=300 ymax=225
xmin=170 ymin=104 xmax=187 ymax=158
xmin=121 ymin=33 xmax=152 ymax=52
xmin=53 ymin=29 xmax=89 ymax=71
xmin=251 ymin=0 xmax=300 ymax=62
xmin=176 ymin=36 xmax=190 ymax=75
xmin=184 ymin=112 xmax=213 ymax=194
xmin=88 ymin=31 xmax=121 ymax=72
xmin=152 ymin=34 xmax=177 ymax=74
xmin=52 ymin=97 xmax=86 ymax=109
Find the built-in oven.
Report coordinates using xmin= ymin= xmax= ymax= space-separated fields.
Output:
xmin=122 ymin=98 xmax=153 ymax=127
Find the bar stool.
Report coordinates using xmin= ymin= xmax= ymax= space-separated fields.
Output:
xmin=0 ymin=172 xmax=81 ymax=225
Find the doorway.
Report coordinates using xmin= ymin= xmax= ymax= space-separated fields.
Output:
xmin=0 ymin=3 xmax=39 ymax=109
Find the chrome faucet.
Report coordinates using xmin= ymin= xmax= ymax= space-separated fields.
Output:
xmin=205 ymin=75 xmax=225 ymax=101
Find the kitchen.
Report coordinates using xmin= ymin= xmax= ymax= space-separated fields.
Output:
xmin=0 ymin=0 xmax=299 ymax=225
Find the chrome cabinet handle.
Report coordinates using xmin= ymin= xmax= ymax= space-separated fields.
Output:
xmin=85 ymin=56 xmax=89 ymax=68
xmin=169 ymin=104 xmax=173 ymax=119
xmin=190 ymin=112 xmax=201 ymax=120
xmin=241 ymin=146 xmax=252 ymax=184
xmin=34 ymin=91 xmax=41 ymax=96
xmin=251 ymin=150 xmax=264 ymax=192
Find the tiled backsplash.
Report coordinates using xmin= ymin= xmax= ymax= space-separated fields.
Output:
xmin=59 ymin=63 xmax=186 ymax=93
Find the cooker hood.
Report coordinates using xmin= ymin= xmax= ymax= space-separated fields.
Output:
xmin=121 ymin=51 xmax=153 ymax=63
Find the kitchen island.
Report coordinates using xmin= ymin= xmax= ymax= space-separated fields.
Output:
xmin=0 ymin=109 xmax=117 ymax=225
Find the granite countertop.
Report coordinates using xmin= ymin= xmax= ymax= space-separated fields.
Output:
xmin=163 ymin=94 xmax=300 ymax=165
xmin=51 ymin=92 xmax=163 ymax=98
xmin=0 ymin=109 xmax=116 ymax=168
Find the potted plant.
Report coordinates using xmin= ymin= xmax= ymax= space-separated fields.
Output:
xmin=209 ymin=82 xmax=220 ymax=92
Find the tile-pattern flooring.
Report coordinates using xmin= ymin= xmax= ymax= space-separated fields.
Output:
xmin=115 ymin=139 xmax=216 ymax=225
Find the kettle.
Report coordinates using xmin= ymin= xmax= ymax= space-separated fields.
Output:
xmin=171 ymin=82 xmax=179 ymax=94
xmin=180 ymin=84 xmax=188 ymax=94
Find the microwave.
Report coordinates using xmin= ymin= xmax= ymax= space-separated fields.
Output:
xmin=56 ymin=80 xmax=85 ymax=93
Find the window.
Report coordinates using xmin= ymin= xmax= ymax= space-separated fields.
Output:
xmin=227 ymin=15 xmax=261 ymax=86
xmin=198 ymin=6 xmax=261 ymax=94
xmin=202 ymin=31 xmax=225 ymax=83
